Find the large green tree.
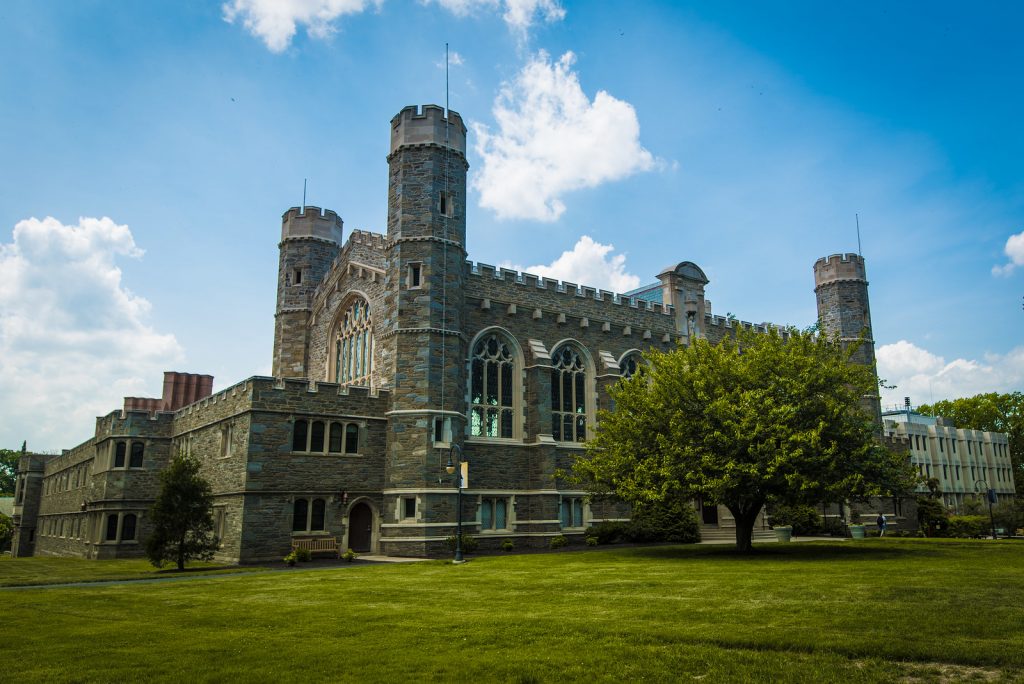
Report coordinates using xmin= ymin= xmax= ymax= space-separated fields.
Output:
xmin=146 ymin=455 xmax=219 ymax=570
xmin=0 ymin=448 xmax=21 ymax=495
xmin=918 ymin=392 xmax=1023 ymax=498
xmin=572 ymin=327 xmax=914 ymax=552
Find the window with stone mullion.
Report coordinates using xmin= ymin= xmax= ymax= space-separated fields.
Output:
xmin=470 ymin=334 xmax=514 ymax=438
xmin=551 ymin=345 xmax=587 ymax=442
xmin=333 ymin=298 xmax=373 ymax=386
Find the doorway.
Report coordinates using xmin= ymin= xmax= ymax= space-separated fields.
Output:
xmin=348 ymin=502 xmax=373 ymax=552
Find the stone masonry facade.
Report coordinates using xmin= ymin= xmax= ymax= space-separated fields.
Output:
xmin=12 ymin=102 xmax=932 ymax=562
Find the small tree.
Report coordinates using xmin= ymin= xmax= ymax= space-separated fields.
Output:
xmin=146 ymin=455 xmax=218 ymax=570
xmin=0 ymin=511 xmax=14 ymax=551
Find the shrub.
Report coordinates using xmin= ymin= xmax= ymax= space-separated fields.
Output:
xmin=444 ymin=534 xmax=479 ymax=553
xmin=500 ymin=538 xmax=515 ymax=552
xmin=0 ymin=512 xmax=13 ymax=552
xmin=946 ymin=515 xmax=988 ymax=538
xmin=767 ymin=504 xmax=821 ymax=536
xmin=294 ymin=547 xmax=312 ymax=562
xmin=549 ymin=535 xmax=568 ymax=549
xmin=585 ymin=536 xmax=598 ymax=547
xmin=627 ymin=497 xmax=701 ymax=544
xmin=283 ymin=551 xmax=298 ymax=566
xmin=821 ymin=517 xmax=846 ymax=537
xmin=915 ymin=497 xmax=949 ymax=537
xmin=585 ymin=521 xmax=629 ymax=545
xmin=341 ymin=548 xmax=357 ymax=562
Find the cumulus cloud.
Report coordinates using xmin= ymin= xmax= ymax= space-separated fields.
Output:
xmin=991 ymin=229 xmax=1024 ymax=276
xmin=473 ymin=51 xmax=656 ymax=222
xmin=876 ymin=340 xmax=1024 ymax=410
xmin=0 ymin=217 xmax=183 ymax=450
xmin=427 ymin=0 xmax=564 ymax=34
xmin=502 ymin=235 xmax=641 ymax=293
xmin=222 ymin=0 xmax=381 ymax=53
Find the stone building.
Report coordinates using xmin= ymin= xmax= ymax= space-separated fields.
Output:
xmin=13 ymin=104 xmax=892 ymax=561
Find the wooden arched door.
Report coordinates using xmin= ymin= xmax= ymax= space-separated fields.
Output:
xmin=348 ymin=502 xmax=373 ymax=552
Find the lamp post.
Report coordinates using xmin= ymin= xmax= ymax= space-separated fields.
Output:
xmin=445 ymin=444 xmax=465 ymax=563
xmin=974 ymin=479 xmax=998 ymax=539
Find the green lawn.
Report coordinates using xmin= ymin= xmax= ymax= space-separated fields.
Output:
xmin=0 ymin=555 xmax=264 ymax=587
xmin=3 ymin=540 xmax=1024 ymax=682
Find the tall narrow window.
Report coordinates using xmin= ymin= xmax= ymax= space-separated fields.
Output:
xmin=551 ymin=344 xmax=588 ymax=442
xmin=114 ymin=442 xmax=126 ymax=468
xmin=311 ymin=498 xmax=326 ymax=531
xmin=310 ymin=421 xmax=325 ymax=452
xmin=292 ymin=420 xmax=308 ymax=452
xmin=331 ymin=298 xmax=374 ymax=387
xmin=408 ymin=263 xmax=422 ymax=289
xmin=345 ymin=423 xmax=359 ymax=454
xmin=106 ymin=514 xmax=119 ymax=541
xmin=329 ymin=422 xmax=343 ymax=453
xmin=469 ymin=333 xmax=517 ymax=439
xmin=122 ymin=514 xmax=137 ymax=541
xmin=292 ymin=499 xmax=308 ymax=532
xmin=129 ymin=442 xmax=144 ymax=468
xmin=439 ymin=191 xmax=451 ymax=216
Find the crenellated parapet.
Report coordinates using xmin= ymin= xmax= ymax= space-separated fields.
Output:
xmin=389 ymin=104 xmax=467 ymax=159
xmin=813 ymin=253 xmax=867 ymax=289
xmin=280 ymin=206 xmax=344 ymax=245
xmin=309 ymin=229 xmax=388 ymax=309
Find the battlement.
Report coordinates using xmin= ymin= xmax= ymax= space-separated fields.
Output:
xmin=281 ymin=206 xmax=344 ymax=244
xmin=465 ymin=260 xmax=676 ymax=318
xmin=309 ymin=230 xmax=388 ymax=307
xmin=813 ymin=252 xmax=866 ymax=286
xmin=390 ymin=104 xmax=467 ymax=156
xmin=704 ymin=315 xmax=789 ymax=336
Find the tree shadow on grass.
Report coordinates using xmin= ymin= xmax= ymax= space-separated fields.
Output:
xmin=623 ymin=541 xmax=944 ymax=563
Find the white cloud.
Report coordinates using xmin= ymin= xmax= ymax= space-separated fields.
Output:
xmin=502 ymin=235 xmax=641 ymax=293
xmin=222 ymin=0 xmax=381 ymax=53
xmin=992 ymin=229 xmax=1024 ymax=276
xmin=427 ymin=0 xmax=564 ymax=34
xmin=0 ymin=217 xmax=184 ymax=451
xmin=876 ymin=340 xmax=1024 ymax=410
xmin=473 ymin=51 xmax=656 ymax=222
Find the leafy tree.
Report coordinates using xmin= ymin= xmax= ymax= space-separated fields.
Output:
xmin=0 ymin=447 xmax=21 ymax=495
xmin=918 ymin=392 xmax=1023 ymax=499
xmin=146 ymin=455 xmax=219 ymax=571
xmin=571 ymin=327 xmax=915 ymax=552
xmin=915 ymin=497 xmax=949 ymax=536
xmin=0 ymin=511 xmax=14 ymax=551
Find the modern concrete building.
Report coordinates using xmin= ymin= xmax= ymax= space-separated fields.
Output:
xmin=13 ymin=104 xmax=894 ymax=561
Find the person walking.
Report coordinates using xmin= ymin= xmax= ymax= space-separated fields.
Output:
xmin=876 ymin=513 xmax=887 ymax=537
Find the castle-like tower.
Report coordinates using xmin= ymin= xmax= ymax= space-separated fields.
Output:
xmin=382 ymin=105 xmax=469 ymax=539
xmin=272 ymin=207 xmax=344 ymax=378
xmin=813 ymin=253 xmax=882 ymax=423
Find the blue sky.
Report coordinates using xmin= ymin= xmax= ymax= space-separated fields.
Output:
xmin=2 ymin=1 xmax=1022 ymax=450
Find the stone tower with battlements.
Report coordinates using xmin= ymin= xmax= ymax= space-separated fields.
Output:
xmin=273 ymin=206 xmax=344 ymax=378
xmin=814 ymin=253 xmax=882 ymax=424
xmin=382 ymin=105 xmax=469 ymax=529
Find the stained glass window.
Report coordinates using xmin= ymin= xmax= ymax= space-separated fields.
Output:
xmin=470 ymin=333 xmax=517 ymax=439
xmin=332 ymin=298 xmax=373 ymax=386
xmin=551 ymin=344 xmax=588 ymax=442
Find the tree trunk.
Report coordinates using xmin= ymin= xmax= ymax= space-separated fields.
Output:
xmin=728 ymin=501 xmax=764 ymax=553
xmin=177 ymin=538 xmax=185 ymax=571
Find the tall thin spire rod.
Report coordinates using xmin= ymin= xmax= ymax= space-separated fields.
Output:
xmin=302 ymin=178 xmax=307 ymax=210
xmin=855 ymin=213 xmax=862 ymax=256
xmin=445 ymin=43 xmax=450 ymax=116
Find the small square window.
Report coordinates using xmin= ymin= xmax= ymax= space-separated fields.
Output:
xmin=403 ymin=497 xmax=416 ymax=520
xmin=293 ymin=268 xmax=303 ymax=286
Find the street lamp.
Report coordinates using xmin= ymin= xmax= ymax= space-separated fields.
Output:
xmin=445 ymin=444 xmax=466 ymax=563
xmin=974 ymin=479 xmax=998 ymax=539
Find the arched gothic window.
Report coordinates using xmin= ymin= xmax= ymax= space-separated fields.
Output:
xmin=331 ymin=298 xmax=374 ymax=386
xmin=469 ymin=332 xmax=518 ymax=439
xmin=551 ymin=343 xmax=589 ymax=442
xmin=619 ymin=351 xmax=643 ymax=380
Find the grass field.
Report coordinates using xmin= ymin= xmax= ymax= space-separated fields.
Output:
xmin=0 ymin=556 xmax=265 ymax=587
xmin=3 ymin=540 xmax=1023 ymax=682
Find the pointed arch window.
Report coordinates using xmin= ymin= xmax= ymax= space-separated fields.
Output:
xmin=331 ymin=297 xmax=374 ymax=386
xmin=551 ymin=343 xmax=589 ymax=442
xmin=619 ymin=351 xmax=643 ymax=380
xmin=469 ymin=332 xmax=519 ymax=439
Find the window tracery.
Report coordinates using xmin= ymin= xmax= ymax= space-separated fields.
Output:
xmin=331 ymin=297 xmax=373 ymax=386
xmin=551 ymin=343 xmax=589 ymax=442
xmin=469 ymin=332 xmax=518 ymax=439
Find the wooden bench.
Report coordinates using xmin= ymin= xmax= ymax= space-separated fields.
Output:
xmin=292 ymin=536 xmax=340 ymax=558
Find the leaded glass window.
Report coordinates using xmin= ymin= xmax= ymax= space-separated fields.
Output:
xmin=551 ymin=344 xmax=588 ymax=442
xmin=470 ymin=333 xmax=516 ymax=438
xmin=620 ymin=352 xmax=642 ymax=380
xmin=480 ymin=497 xmax=509 ymax=530
xmin=332 ymin=298 xmax=373 ymax=386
